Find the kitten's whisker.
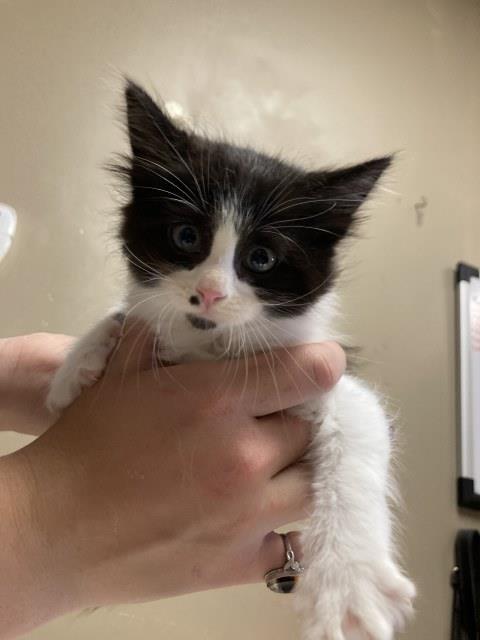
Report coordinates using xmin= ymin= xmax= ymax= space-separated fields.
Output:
xmin=123 ymin=253 xmax=157 ymax=277
xmin=151 ymin=333 xmax=161 ymax=383
xmin=121 ymin=292 xmax=169 ymax=324
xmin=265 ymin=196 xmax=364 ymax=219
xmin=135 ymin=155 xmax=198 ymax=204
xmin=133 ymin=319 xmax=159 ymax=392
xmin=216 ymin=340 xmax=242 ymax=399
xmin=165 ymin=304 xmax=179 ymax=358
xmin=130 ymin=185 xmax=202 ymax=214
xmin=152 ymin=306 xmax=190 ymax=392
xmin=123 ymin=245 xmax=161 ymax=278
xmin=255 ymin=315 xmax=320 ymax=400
xmin=117 ymin=319 xmax=154 ymax=391
xmin=250 ymin=324 xmax=303 ymax=444
xmin=199 ymin=145 xmax=208 ymax=209
xmin=261 ymin=228 xmax=309 ymax=259
xmin=113 ymin=294 xmax=175 ymax=383
xmin=141 ymin=108 xmax=207 ymax=207
xmin=130 ymin=177 xmax=194 ymax=204
xmin=210 ymin=327 xmax=236 ymax=397
xmin=138 ymin=301 xmax=182 ymax=384
xmin=246 ymin=325 xmax=265 ymax=407
xmin=241 ymin=326 xmax=260 ymax=411
xmin=260 ymin=202 xmax=337 ymax=227
xmin=261 ymin=271 xmax=335 ymax=308
xmin=88 ymin=314 xmax=148 ymax=409
xmin=259 ymin=313 xmax=346 ymax=398
xmin=236 ymin=324 xmax=249 ymax=407
xmin=124 ymin=260 xmax=159 ymax=281
xmin=256 ymin=169 xmax=299 ymax=223
xmin=246 ymin=322 xmax=285 ymax=427
xmin=274 ymin=224 xmax=342 ymax=239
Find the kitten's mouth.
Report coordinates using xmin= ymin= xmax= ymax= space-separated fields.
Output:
xmin=186 ymin=313 xmax=217 ymax=331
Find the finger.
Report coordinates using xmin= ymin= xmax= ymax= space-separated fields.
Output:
xmin=235 ymin=342 xmax=346 ymax=416
xmin=253 ymin=530 xmax=304 ymax=583
xmin=263 ymin=464 xmax=312 ymax=530
xmin=106 ymin=316 xmax=156 ymax=375
xmin=156 ymin=342 xmax=345 ymax=416
xmin=253 ymin=414 xmax=311 ymax=477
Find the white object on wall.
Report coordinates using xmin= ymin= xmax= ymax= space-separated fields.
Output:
xmin=0 ymin=203 xmax=17 ymax=263
xmin=456 ymin=262 xmax=480 ymax=510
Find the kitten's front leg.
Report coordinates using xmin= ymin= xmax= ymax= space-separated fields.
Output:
xmin=296 ymin=376 xmax=415 ymax=640
xmin=46 ymin=311 xmax=125 ymax=415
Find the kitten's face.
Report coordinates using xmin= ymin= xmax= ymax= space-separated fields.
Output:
xmin=119 ymin=81 xmax=390 ymax=337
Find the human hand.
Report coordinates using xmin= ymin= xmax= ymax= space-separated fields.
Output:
xmin=0 ymin=323 xmax=345 ymax=638
xmin=0 ymin=332 xmax=74 ymax=435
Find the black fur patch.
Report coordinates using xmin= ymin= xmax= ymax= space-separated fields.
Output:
xmin=117 ymin=80 xmax=391 ymax=318
xmin=186 ymin=314 xmax=217 ymax=331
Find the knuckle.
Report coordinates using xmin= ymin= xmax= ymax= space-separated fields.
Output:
xmin=200 ymin=439 xmax=265 ymax=499
xmin=302 ymin=343 xmax=343 ymax=391
xmin=232 ymin=439 xmax=266 ymax=482
xmin=225 ymin=433 xmax=268 ymax=483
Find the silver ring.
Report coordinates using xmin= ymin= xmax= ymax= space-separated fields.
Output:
xmin=264 ymin=533 xmax=304 ymax=594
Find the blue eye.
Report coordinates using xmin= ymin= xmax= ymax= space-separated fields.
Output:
xmin=245 ymin=246 xmax=277 ymax=273
xmin=171 ymin=224 xmax=201 ymax=252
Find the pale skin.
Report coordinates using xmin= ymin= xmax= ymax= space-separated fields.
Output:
xmin=0 ymin=325 xmax=345 ymax=639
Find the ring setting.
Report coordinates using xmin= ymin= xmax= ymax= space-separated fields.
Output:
xmin=264 ymin=533 xmax=305 ymax=594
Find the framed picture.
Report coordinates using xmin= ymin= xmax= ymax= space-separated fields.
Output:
xmin=457 ymin=262 xmax=480 ymax=509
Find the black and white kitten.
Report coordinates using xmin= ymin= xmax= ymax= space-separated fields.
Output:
xmin=47 ymin=81 xmax=415 ymax=640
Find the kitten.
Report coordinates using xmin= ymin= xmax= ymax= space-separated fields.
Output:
xmin=47 ymin=80 xmax=415 ymax=640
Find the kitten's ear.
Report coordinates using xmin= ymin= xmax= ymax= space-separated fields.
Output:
xmin=125 ymin=79 xmax=188 ymax=160
xmin=307 ymin=155 xmax=393 ymax=237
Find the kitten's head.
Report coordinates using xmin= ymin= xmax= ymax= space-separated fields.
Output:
xmin=119 ymin=80 xmax=390 ymax=342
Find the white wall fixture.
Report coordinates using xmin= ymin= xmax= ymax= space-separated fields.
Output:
xmin=0 ymin=203 xmax=17 ymax=263
xmin=457 ymin=262 xmax=480 ymax=509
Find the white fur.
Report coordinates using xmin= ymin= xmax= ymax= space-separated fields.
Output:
xmin=46 ymin=313 xmax=123 ymax=413
xmin=47 ymin=219 xmax=415 ymax=639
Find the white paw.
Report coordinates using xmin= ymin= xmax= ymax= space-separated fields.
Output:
xmin=46 ymin=314 xmax=123 ymax=414
xmin=300 ymin=560 xmax=415 ymax=640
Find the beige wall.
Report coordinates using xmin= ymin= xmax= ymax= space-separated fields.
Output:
xmin=1 ymin=0 xmax=480 ymax=638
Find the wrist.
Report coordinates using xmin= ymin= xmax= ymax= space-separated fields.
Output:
xmin=0 ymin=445 xmax=82 ymax=638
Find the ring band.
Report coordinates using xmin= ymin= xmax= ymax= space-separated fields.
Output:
xmin=264 ymin=533 xmax=305 ymax=594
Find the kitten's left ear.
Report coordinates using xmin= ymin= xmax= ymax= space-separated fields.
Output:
xmin=307 ymin=155 xmax=393 ymax=237
xmin=125 ymin=79 xmax=188 ymax=161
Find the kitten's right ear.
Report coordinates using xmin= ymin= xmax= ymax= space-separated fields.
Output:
xmin=125 ymin=79 xmax=187 ymax=160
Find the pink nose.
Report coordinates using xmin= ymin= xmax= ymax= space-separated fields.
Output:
xmin=196 ymin=287 xmax=226 ymax=309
